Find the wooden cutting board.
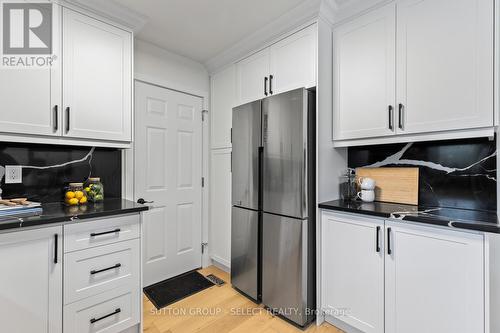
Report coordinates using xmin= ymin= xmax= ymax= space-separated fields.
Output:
xmin=355 ymin=167 xmax=419 ymax=205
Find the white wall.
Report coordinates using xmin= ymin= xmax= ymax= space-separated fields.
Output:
xmin=134 ymin=39 xmax=209 ymax=97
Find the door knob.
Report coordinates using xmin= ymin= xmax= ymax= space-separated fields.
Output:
xmin=137 ymin=198 xmax=154 ymax=204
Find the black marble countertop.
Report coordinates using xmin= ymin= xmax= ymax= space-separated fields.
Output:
xmin=319 ymin=199 xmax=500 ymax=233
xmin=0 ymin=198 xmax=148 ymax=231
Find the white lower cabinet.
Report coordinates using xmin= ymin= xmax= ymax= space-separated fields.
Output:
xmin=385 ymin=221 xmax=484 ymax=333
xmin=321 ymin=211 xmax=485 ymax=333
xmin=0 ymin=226 xmax=62 ymax=333
xmin=322 ymin=213 xmax=384 ymax=333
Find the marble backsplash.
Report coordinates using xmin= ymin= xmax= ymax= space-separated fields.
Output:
xmin=348 ymin=137 xmax=497 ymax=211
xmin=0 ymin=143 xmax=122 ymax=203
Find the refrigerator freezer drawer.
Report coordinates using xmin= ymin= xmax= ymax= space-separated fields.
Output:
xmin=232 ymin=101 xmax=261 ymax=210
xmin=262 ymin=212 xmax=314 ymax=327
xmin=231 ymin=207 xmax=259 ymax=301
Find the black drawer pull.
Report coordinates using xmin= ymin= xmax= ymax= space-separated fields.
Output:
xmin=264 ymin=77 xmax=268 ymax=96
xmin=90 ymin=308 xmax=121 ymax=324
xmin=90 ymin=263 xmax=121 ymax=275
xmin=65 ymin=107 xmax=70 ymax=133
xmin=269 ymin=75 xmax=274 ymax=94
xmin=90 ymin=228 xmax=121 ymax=237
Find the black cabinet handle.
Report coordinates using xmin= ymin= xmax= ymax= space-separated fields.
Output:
xmin=376 ymin=226 xmax=381 ymax=253
xmin=269 ymin=75 xmax=273 ymax=95
xmin=264 ymin=77 xmax=268 ymax=96
xmin=54 ymin=234 xmax=58 ymax=264
xmin=398 ymin=104 xmax=404 ymax=130
xmin=90 ymin=308 xmax=121 ymax=324
xmin=53 ymin=105 xmax=58 ymax=132
xmin=387 ymin=227 xmax=392 ymax=255
xmin=90 ymin=228 xmax=121 ymax=237
xmin=65 ymin=107 xmax=70 ymax=133
xmin=90 ymin=263 xmax=121 ymax=275
xmin=388 ymin=105 xmax=394 ymax=130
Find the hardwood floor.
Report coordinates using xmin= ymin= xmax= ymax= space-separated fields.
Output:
xmin=143 ymin=266 xmax=343 ymax=333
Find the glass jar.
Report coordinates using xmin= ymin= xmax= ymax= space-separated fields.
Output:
xmin=65 ymin=182 xmax=88 ymax=205
xmin=339 ymin=168 xmax=357 ymax=201
xmin=85 ymin=177 xmax=104 ymax=202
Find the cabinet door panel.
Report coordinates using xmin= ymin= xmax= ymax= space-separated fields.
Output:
xmin=385 ymin=222 xmax=484 ymax=333
xmin=396 ymin=0 xmax=493 ymax=133
xmin=63 ymin=9 xmax=132 ymax=141
xmin=333 ymin=3 xmax=396 ymax=140
xmin=0 ymin=226 xmax=62 ymax=333
xmin=322 ymin=212 xmax=384 ymax=333
xmin=0 ymin=4 xmax=61 ymax=136
xmin=236 ymin=48 xmax=270 ymax=105
xmin=270 ymin=24 xmax=317 ymax=94
xmin=211 ymin=65 xmax=236 ymax=149
xmin=209 ymin=148 xmax=232 ymax=266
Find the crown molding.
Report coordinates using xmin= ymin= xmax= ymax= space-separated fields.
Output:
xmin=56 ymin=0 xmax=148 ymax=32
xmin=205 ymin=0 xmax=332 ymax=74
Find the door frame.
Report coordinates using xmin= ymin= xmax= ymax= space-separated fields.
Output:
xmin=123 ymin=73 xmax=211 ymax=269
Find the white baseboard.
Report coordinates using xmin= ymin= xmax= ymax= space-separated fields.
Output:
xmin=324 ymin=315 xmax=363 ymax=333
xmin=210 ymin=255 xmax=230 ymax=273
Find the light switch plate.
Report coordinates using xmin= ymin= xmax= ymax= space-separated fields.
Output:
xmin=5 ymin=165 xmax=22 ymax=184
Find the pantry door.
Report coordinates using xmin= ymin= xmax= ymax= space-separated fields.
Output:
xmin=135 ymin=81 xmax=203 ymax=287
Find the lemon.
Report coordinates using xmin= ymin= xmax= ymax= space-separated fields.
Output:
xmin=68 ymin=198 xmax=79 ymax=206
xmin=84 ymin=187 xmax=91 ymax=192
xmin=79 ymin=196 xmax=88 ymax=204
xmin=65 ymin=191 xmax=76 ymax=199
xmin=75 ymin=191 xmax=84 ymax=199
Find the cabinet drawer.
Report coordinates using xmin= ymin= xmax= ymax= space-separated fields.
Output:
xmin=64 ymin=214 xmax=140 ymax=253
xmin=64 ymin=239 xmax=140 ymax=304
xmin=64 ymin=286 xmax=140 ymax=333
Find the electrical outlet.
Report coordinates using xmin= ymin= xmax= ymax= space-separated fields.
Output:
xmin=5 ymin=165 xmax=22 ymax=184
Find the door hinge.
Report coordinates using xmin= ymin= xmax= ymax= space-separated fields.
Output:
xmin=201 ymin=242 xmax=208 ymax=254
xmin=202 ymin=177 xmax=205 ymax=187
xmin=202 ymin=109 xmax=208 ymax=121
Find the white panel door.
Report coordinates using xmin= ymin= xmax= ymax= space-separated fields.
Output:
xmin=333 ymin=3 xmax=396 ymax=140
xmin=0 ymin=3 xmax=61 ymax=136
xmin=210 ymin=65 xmax=236 ymax=149
xmin=209 ymin=148 xmax=232 ymax=267
xmin=385 ymin=222 xmax=484 ymax=333
xmin=396 ymin=0 xmax=493 ymax=134
xmin=322 ymin=212 xmax=384 ymax=333
xmin=0 ymin=226 xmax=62 ymax=333
xmin=135 ymin=81 xmax=203 ymax=287
xmin=63 ymin=8 xmax=132 ymax=141
xmin=236 ymin=48 xmax=270 ymax=105
xmin=270 ymin=24 xmax=317 ymax=95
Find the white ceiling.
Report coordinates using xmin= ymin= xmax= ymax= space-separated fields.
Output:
xmin=111 ymin=0 xmax=310 ymax=63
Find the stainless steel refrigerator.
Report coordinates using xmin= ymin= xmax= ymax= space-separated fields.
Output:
xmin=231 ymin=88 xmax=316 ymax=327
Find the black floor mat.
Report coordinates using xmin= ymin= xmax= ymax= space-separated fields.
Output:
xmin=144 ymin=271 xmax=215 ymax=309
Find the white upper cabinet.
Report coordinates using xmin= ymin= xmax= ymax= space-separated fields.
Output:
xmin=236 ymin=48 xmax=270 ymax=105
xmin=333 ymin=3 xmax=396 ymax=140
xmin=63 ymin=8 xmax=132 ymax=142
xmin=396 ymin=0 xmax=493 ymax=134
xmin=0 ymin=4 xmax=61 ymax=137
xmin=211 ymin=65 xmax=236 ymax=148
xmin=333 ymin=0 xmax=494 ymax=145
xmin=270 ymin=24 xmax=317 ymax=95
xmin=0 ymin=226 xmax=62 ymax=333
xmin=385 ymin=222 xmax=484 ymax=333
xmin=236 ymin=23 xmax=317 ymax=106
